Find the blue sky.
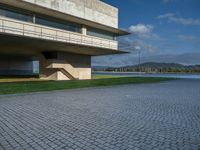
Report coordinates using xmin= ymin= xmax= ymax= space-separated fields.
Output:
xmin=93 ymin=0 xmax=200 ymax=66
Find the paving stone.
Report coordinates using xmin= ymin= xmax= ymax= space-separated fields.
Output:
xmin=0 ymin=79 xmax=200 ymax=150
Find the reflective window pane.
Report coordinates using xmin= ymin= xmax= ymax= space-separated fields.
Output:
xmin=0 ymin=7 xmax=81 ymax=33
xmin=87 ymin=27 xmax=116 ymax=40
xmin=0 ymin=7 xmax=33 ymax=23
xmin=35 ymin=17 xmax=81 ymax=33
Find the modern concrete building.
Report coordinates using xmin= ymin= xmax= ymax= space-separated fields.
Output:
xmin=0 ymin=0 xmax=128 ymax=80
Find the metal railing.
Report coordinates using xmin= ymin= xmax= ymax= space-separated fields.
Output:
xmin=0 ymin=17 xmax=118 ymax=50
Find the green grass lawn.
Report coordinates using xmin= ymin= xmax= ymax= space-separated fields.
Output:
xmin=0 ymin=77 xmax=173 ymax=95
xmin=91 ymin=74 xmax=125 ymax=79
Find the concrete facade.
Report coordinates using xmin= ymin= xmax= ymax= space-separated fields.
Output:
xmin=40 ymin=52 xmax=91 ymax=80
xmin=22 ymin=0 xmax=118 ymax=28
xmin=0 ymin=0 xmax=128 ymax=80
xmin=0 ymin=17 xmax=118 ymax=50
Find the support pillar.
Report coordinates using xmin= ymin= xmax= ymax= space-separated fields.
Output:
xmin=81 ymin=26 xmax=87 ymax=35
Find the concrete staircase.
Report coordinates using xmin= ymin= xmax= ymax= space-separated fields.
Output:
xmin=45 ymin=60 xmax=79 ymax=80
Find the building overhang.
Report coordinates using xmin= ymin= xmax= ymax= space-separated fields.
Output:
xmin=0 ymin=33 xmax=128 ymax=56
xmin=0 ymin=0 xmax=130 ymax=36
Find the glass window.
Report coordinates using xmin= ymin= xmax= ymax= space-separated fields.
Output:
xmin=35 ymin=17 xmax=81 ymax=33
xmin=0 ymin=7 xmax=81 ymax=33
xmin=0 ymin=7 xmax=33 ymax=23
xmin=87 ymin=27 xmax=116 ymax=40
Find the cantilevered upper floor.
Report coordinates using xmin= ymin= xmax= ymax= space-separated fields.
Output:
xmin=0 ymin=0 xmax=130 ymax=80
xmin=0 ymin=0 xmax=129 ymax=55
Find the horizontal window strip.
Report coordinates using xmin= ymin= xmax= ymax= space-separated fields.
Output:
xmin=87 ymin=27 xmax=116 ymax=40
xmin=0 ymin=6 xmax=81 ymax=33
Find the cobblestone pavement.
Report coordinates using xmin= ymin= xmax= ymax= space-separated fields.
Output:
xmin=0 ymin=79 xmax=200 ymax=150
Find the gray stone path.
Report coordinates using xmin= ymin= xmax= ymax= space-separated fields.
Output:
xmin=0 ymin=79 xmax=200 ymax=150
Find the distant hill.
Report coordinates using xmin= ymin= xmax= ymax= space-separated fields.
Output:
xmin=93 ymin=62 xmax=200 ymax=73
xmin=134 ymin=62 xmax=184 ymax=68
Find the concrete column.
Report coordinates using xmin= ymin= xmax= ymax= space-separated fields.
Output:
xmin=39 ymin=52 xmax=91 ymax=80
xmin=81 ymin=26 xmax=87 ymax=35
xmin=33 ymin=15 xmax=36 ymax=24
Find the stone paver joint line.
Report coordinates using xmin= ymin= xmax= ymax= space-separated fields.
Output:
xmin=0 ymin=79 xmax=200 ymax=150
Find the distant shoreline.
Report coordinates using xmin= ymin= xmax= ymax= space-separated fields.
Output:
xmin=93 ymin=71 xmax=200 ymax=75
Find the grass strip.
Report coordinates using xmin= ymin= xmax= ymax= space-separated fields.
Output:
xmin=0 ymin=77 xmax=173 ymax=95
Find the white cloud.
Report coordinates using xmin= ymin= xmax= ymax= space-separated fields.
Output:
xmin=145 ymin=45 xmax=156 ymax=53
xmin=118 ymin=37 xmax=143 ymax=52
xmin=162 ymin=0 xmax=176 ymax=4
xmin=116 ymin=24 xmax=161 ymax=53
xmin=157 ymin=13 xmax=200 ymax=25
xmin=129 ymin=24 xmax=153 ymax=35
xmin=135 ymin=46 xmax=141 ymax=50
xmin=177 ymin=35 xmax=200 ymax=43
xmin=171 ymin=18 xmax=200 ymax=25
xmin=157 ymin=13 xmax=175 ymax=19
xmin=118 ymin=37 xmax=157 ymax=54
xmin=128 ymin=24 xmax=160 ymax=40
xmin=92 ymin=53 xmax=200 ymax=67
xmin=140 ymin=53 xmax=200 ymax=65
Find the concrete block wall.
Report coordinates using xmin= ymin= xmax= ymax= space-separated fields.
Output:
xmin=21 ymin=0 xmax=118 ymax=28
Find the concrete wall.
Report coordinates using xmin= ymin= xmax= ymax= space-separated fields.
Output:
xmin=39 ymin=52 xmax=91 ymax=80
xmin=21 ymin=0 xmax=118 ymax=28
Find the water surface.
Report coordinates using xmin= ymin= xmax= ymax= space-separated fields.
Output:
xmin=94 ymin=72 xmax=200 ymax=79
